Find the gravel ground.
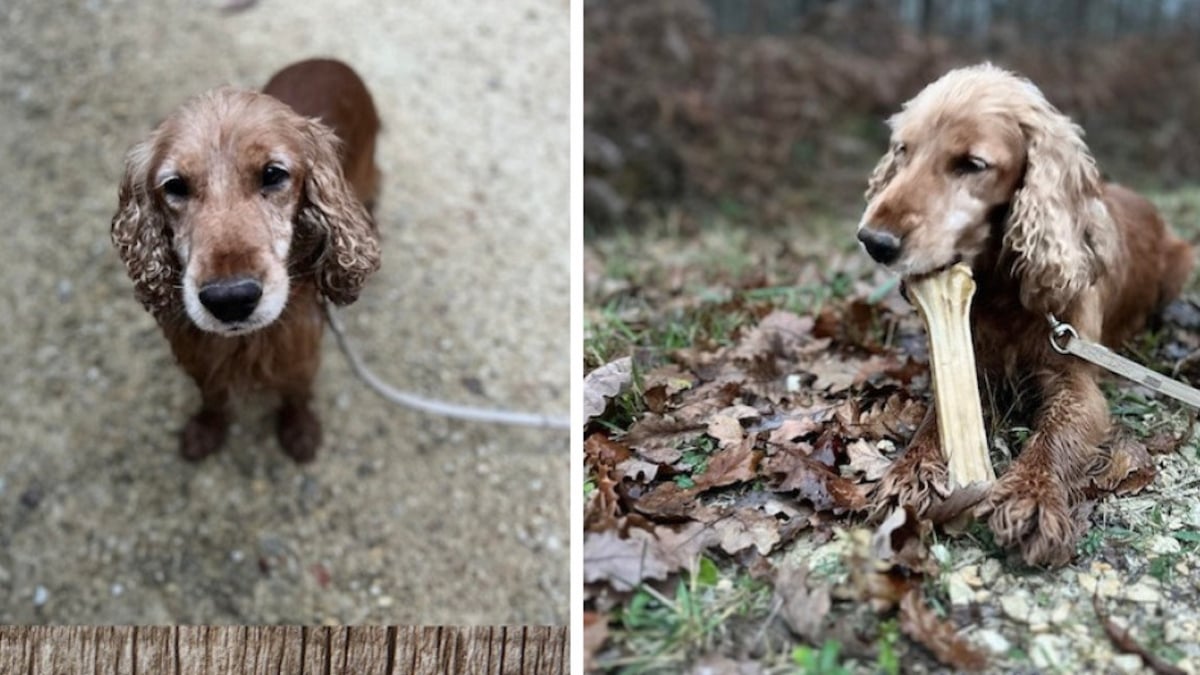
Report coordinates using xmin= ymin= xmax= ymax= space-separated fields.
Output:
xmin=0 ymin=0 xmax=568 ymax=624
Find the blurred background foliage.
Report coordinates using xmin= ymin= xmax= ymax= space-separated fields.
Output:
xmin=585 ymin=0 xmax=1200 ymax=231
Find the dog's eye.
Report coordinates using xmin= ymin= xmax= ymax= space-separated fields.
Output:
xmin=161 ymin=176 xmax=189 ymax=199
xmin=893 ymin=142 xmax=907 ymax=157
xmin=261 ymin=164 xmax=290 ymax=190
xmin=953 ymin=155 xmax=990 ymax=175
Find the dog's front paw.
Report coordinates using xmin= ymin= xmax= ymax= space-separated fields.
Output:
xmin=872 ymin=443 xmax=948 ymax=519
xmin=180 ymin=409 xmax=229 ymax=461
xmin=277 ymin=403 xmax=322 ymax=463
xmin=981 ymin=469 xmax=1077 ymax=566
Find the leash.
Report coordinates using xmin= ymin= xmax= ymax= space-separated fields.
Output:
xmin=1047 ymin=314 xmax=1200 ymax=409
xmin=323 ymin=302 xmax=570 ymax=430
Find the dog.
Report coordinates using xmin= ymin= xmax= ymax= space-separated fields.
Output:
xmin=858 ymin=63 xmax=1193 ymax=564
xmin=111 ymin=58 xmax=382 ymax=462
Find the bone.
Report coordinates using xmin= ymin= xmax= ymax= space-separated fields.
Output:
xmin=907 ymin=263 xmax=995 ymax=489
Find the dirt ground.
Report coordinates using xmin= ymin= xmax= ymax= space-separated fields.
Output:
xmin=0 ymin=0 xmax=568 ymax=624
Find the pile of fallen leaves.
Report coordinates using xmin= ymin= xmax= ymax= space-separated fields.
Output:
xmin=582 ymin=283 xmax=1194 ymax=671
xmin=584 ymin=296 xmax=993 ymax=670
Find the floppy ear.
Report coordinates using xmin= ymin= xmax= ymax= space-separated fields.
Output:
xmin=296 ymin=120 xmax=381 ymax=306
xmin=110 ymin=139 xmax=181 ymax=320
xmin=1004 ymin=98 xmax=1115 ymax=316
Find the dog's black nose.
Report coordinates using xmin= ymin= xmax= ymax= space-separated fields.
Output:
xmin=198 ymin=278 xmax=263 ymax=323
xmin=857 ymin=228 xmax=902 ymax=265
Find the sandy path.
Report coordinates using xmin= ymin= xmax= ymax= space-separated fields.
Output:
xmin=0 ymin=0 xmax=568 ymax=624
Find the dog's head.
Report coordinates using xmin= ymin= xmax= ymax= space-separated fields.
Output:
xmin=858 ymin=64 xmax=1114 ymax=313
xmin=111 ymin=87 xmax=379 ymax=335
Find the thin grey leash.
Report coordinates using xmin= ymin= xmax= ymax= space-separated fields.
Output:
xmin=323 ymin=303 xmax=570 ymax=430
xmin=1047 ymin=314 xmax=1200 ymax=409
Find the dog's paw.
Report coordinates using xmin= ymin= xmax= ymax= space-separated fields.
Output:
xmin=277 ymin=403 xmax=322 ymax=463
xmin=180 ymin=409 xmax=228 ymax=461
xmin=872 ymin=443 xmax=949 ymax=519
xmin=981 ymin=469 xmax=1077 ymax=567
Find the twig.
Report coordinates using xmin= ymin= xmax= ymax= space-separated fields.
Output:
xmin=323 ymin=303 xmax=569 ymax=430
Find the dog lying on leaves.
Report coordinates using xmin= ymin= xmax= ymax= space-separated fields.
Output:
xmin=857 ymin=63 xmax=1193 ymax=565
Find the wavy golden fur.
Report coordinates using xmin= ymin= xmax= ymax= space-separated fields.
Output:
xmin=111 ymin=58 xmax=382 ymax=462
xmin=859 ymin=63 xmax=1193 ymax=565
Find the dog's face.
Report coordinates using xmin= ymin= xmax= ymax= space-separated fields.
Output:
xmin=145 ymin=91 xmax=310 ymax=336
xmin=858 ymin=113 xmax=1027 ymax=277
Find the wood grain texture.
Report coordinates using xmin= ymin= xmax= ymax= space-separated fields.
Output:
xmin=0 ymin=625 xmax=567 ymax=674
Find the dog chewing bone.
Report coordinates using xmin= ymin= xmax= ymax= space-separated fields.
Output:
xmin=906 ymin=263 xmax=995 ymax=488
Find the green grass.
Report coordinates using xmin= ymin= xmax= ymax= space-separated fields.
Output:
xmin=601 ymin=562 xmax=773 ymax=673
xmin=792 ymin=641 xmax=852 ymax=675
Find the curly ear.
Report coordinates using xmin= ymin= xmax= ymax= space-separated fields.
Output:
xmin=110 ymin=140 xmax=181 ymax=320
xmin=1005 ymin=96 xmax=1117 ymax=316
xmin=297 ymin=120 xmax=381 ymax=306
xmin=864 ymin=143 xmax=899 ymax=202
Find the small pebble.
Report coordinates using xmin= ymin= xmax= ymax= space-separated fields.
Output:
xmin=1000 ymin=594 xmax=1031 ymax=622
xmin=1148 ymin=534 xmax=1183 ymax=555
xmin=1125 ymin=579 xmax=1161 ymax=604
xmin=1111 ymin=654 xmax=1143 ymax=674
xmin=1029 ymin=634 xmax=1066 ymax=670
xmin=33 ymin=585 xmax=48 ymax=607
xmin=972 ymin=628 xmax=1010 ymax=655
xmin=111 ymin=583 xmax=124 ymax=597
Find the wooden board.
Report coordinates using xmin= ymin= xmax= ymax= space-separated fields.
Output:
xmin=0 ymin=625 xmax=567 ymax=674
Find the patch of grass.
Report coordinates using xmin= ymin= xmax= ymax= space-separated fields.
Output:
xmin=1104 ymin=384 xmax=1163 ymax=438
xmin=965 ymin=520 xmax=1005 ymax=558
xmin=1149 ymin=553 xmax=1180 ymax=583
xmin=792 ymin=641 xmax=852 ymax=675
xmin=675 ymin=436 xmax=719 ymax=488
xmin=585 ymin=297 xmax=758 ymax=369
xmin=1080 ymin=525 xmax=1141 ymax=558
xmin=603 ymin=562 xmax=772 ymax=673
xmin=876 ymin=618 xmax=901 ymax=675
xmin=589 ymin=379 xmax=647 ymax=435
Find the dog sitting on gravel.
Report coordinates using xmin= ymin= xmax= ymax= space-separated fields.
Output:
xmin=111 ymin=58 xmax=382 ymax=462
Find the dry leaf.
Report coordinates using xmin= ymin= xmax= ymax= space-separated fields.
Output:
xmin=584 ymin=357 xmax=634 ymax=422
xmin=851 ymin=393 xmax=927 ymax=439
xmin=765 ymin=450 xmax=868 ymax=512
xmin=583 ymin=527 xmax=673 ymax=591
xmin=585 ymin=432 xmax=632 ymax=468
xmin=773 ymin=565 xmax=831 ymax=641
xmin=707 ymin=414 xmax=746 ymax=450
xmin=709 ymin=507 xmax=781 ymax=556
xmin=767 ymin=417 xmax=822 ymax=446
xmin=631 ymin=482 xmax=701 ymax=519
xmin=695 ymin=440 xmax=759 ymax=490
xmin=652 ymin=520 xmax=722 ymax=575
xmin=583 ymin=611 xmax=610 ymax=673
xmin=899 ymin=588 xmax=987 ymax=672
xmin=845 ymin=439 xmax=893 ymax=481
xmin=871 ymin=505 xmax=932 ymax=573
xmin=1087 ymin=436 xmax=1156 ymax=497
xmin=615 ymin=456 xmax=660 ymax=483
xmin=808 ymin=355 xmax=858 ymax=393
xmin=731 ymin=311 xmax=814 ymax=362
